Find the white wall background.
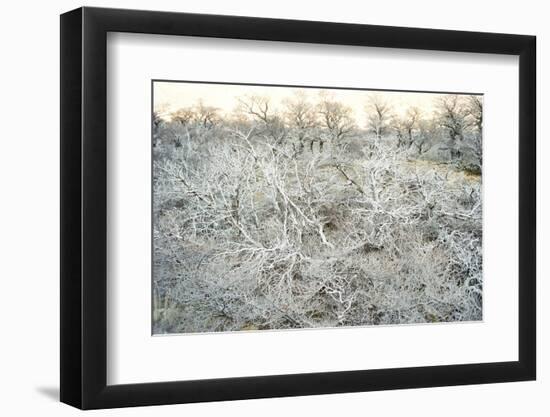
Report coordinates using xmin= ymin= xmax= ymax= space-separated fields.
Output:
xmin=0 ymin=0 xmax=545 ymax=415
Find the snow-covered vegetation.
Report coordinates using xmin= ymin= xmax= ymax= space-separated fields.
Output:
xmin=152 ymin=87 xmax=483 ymax=334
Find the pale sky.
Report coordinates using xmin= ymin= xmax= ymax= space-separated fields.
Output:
xmin=153 ymin=81 xmax=473 ymax=125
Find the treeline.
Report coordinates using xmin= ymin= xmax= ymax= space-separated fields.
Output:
xmin=154 ymin=92 xmax=482 ymax=172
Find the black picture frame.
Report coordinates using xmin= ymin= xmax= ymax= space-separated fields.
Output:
xmin=60 ymin=6 xmax=536 ymax=410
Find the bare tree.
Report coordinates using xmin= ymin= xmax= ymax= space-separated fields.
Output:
xmin=466 ymin=95 xmax=483 ymax=134
xmin=237 ymin=95 xmax=287 ymax=145
xmin=414 ymin=119 xmax=438 ymax=155
xmin=392 ymin=107 xmax=421 ymax=148
xmin=237 ymin=95 xmax=271 ymax=124
xmin=435 ymin=95 xmax=471 ymax=159
xmin=170 ymin=107 xmax=195 ymax=126
xmin=365 ymin=94 xmax=393 ymax=140
xmin=194 ymin=100 xmax=220 ymax=128
xmin=464 ymin=95 xmax=483 ymax=169
xmin=283 ymin=91 xmax=318 ymax=154
xmin=317 ymin=93 xmax=355 ymax=152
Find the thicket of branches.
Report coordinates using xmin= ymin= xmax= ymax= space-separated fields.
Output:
xmin=153 ymin=92 xmax=482 ymax=333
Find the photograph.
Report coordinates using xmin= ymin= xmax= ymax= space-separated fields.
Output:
xmin=152 ymin=81 xmax=483 ymax=334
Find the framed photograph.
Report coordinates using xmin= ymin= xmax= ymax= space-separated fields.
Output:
xmin=60 ymin=6 xmax=536 ymax=409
